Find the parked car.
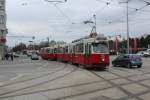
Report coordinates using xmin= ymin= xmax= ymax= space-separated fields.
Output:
xmin=27 ymin=51 xmax=32 ymax=57
xmin=136 ymin=51 xmax=150 ymax=57
xmin=112 ymin=54 xmax=142 ymax=68
xmin=13 ymin=53 xmax=20 ymax=58
xmin=31 ymin=53 xmax=39 ymax=60
xmin=147 ymin=49 xmax=150 ymax=55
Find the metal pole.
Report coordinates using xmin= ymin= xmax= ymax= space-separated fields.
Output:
xmin=93 ymin=14 xmax=96 ymax=33
xmin=119 ymin=0 xmax=130 ymax=54
xmin=126 ymin=1 xmax=130 ymax=54
xmin=47 ymin=37 xmax=50 ymax=46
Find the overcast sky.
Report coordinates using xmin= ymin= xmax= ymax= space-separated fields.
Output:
xmin=6 ymin=0 xmax=150 ymax=46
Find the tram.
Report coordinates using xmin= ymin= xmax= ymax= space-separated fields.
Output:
xmin=40 ymin=34 xmax=110 ymax=69
xmin=40 ymin=47 xmax=57 ymax=60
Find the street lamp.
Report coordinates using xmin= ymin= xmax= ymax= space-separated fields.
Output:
xmin=29 ymin=40 xmax=33 ymax=50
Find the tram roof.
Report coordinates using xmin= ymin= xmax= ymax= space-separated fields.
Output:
xmin=72 ymin=37 xmax=107 ymax=44
xmin=72 ymin=34 xmax=107 ymax=44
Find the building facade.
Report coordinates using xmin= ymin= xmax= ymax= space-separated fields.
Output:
xmin=0 ymin=0 xmax=7 ymax=60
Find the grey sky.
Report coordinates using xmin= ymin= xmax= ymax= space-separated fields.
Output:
xmin=6 ymin=0 xmax=150 ymax=46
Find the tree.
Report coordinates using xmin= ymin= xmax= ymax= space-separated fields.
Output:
xmin=12 ymin=43 xmax=26 ymax=52
xmin=145 ymin=35 xmax=150 ymax=48
xmin=140 ymin=36 xmax=146 ymax=48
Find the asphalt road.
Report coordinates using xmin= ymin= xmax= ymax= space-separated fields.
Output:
xmin=0 ymin=56 xmax=150 ymax=100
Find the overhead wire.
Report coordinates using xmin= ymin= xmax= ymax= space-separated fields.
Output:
xmin=84 ymin=0 xmax=111 ymax=29
xmin=95 ymin=1 xmax=150 ymax=26
xmin=96 ymin=0 xmax=150 ymax=13
xmin=44 ymin=0 xmax=77 ymax=35
xmin=54 ymin=4 xmax=72 ymax=23
xmin=45 ymin=0 xmax=150 ymax=35
xmin=45 ymin=0 xmax=73 ymax=23
xmin=94 ymin=0 xmax=150 ymax=35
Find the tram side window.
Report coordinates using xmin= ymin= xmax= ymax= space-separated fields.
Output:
xmin=88 ymin=44 xmax=91 ymax=54
xmin=73 ymin=46 xmax=76 ymax=54
xmin=58 ymin=48 xmax=60 ymax=53
xmin=69 ymin=46 xmax=73 ymax=54
xmin=85 ymin=44 xmax=91 ymax=55
xmin=58 ymin=47 xmax=64 ymax=53
xmin=85 ymin=45 xmax=88 ymax=54
xmin=65 ymin=46 xmax=68 ymax=53
xmin=76 ymin=43 xmax=84 ymax=53
xmin=54 ymin=48 xmax=57 ymax=53
xmin=47 ymin=49 xmax=53 ymax=54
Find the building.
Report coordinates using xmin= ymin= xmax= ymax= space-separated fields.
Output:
xmin=0 ymin=0 xmax=7 ymax=60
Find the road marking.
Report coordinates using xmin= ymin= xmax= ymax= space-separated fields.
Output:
xmin=10 ymin=74 xmax=25 ymax=81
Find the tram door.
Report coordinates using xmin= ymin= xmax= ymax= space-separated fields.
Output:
xmin=85 ymin=43 xmax=91 ymax=65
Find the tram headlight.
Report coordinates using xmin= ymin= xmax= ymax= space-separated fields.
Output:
xmin=102 ymin=58 xmax=105 ymax=62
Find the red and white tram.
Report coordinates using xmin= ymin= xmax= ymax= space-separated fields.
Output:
xmin=40 ymin=34 xmax=110 ymax=69
xmin=40 ymin=47 xmax=57 ymax=60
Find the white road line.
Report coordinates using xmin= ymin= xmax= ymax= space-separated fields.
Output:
xmin=10 ymin=74 xmax=25 ymax=81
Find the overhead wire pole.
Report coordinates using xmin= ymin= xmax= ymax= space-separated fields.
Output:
xmin=119 ymin=0 xmax=131 ymax=54
xmin=126 ymin=1 xmax=130 ymax=54
xmin=121 ymin=0 xmax=150 ymax=54
xmin=93 ymin=14 xmax=97 ymax=33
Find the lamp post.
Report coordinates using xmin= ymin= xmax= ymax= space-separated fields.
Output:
xmin=29 ymin=40 xmax=33 ymax=50
xmin=119 ymin=0 xmax=130 ymax=54
xmin=126 ymin=2 xmax=130 ymax=54
xmin=47 ymin=37 xmax=50 ymax=46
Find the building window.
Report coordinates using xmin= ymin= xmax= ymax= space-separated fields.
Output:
xmin=0 ymin=1 xmax=4 ymax=5
xmin=0 ymin=15 xmax=5 ymax=24
xmin=0 ymin=1 xmax=5 ymax=11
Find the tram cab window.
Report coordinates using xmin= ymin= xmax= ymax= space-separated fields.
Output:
xmin=92 ymin=43 xmax=109 ymax=53
xmin=45 ymin=49 xmax=49 ymax=53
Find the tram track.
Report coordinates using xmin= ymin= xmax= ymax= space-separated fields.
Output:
xmin=0 ymin=79 xmax=101 ymax=99
xmin=47 ymin=68 xmax=150 ymax=100
xmin=0 ymin=63 xmax=78 ymax=98
xmin=1 ymin=66 xmax=150 ymax=100
xmin=0 ymin=61 xmax=66 ymax=87
xmin=112 ymin=66 xmax=150 ymax=78
xmin=89 ymin=69 xmax=150 ymax=100
xmin=1 ymin=62 xmax=150 ymax=100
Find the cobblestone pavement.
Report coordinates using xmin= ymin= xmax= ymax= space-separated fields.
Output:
xmin=0 ymin=56 xmax=150 ymax=100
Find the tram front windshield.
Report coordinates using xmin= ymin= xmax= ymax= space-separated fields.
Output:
xmin=92 ymin=43 xmax=109 ymax=53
